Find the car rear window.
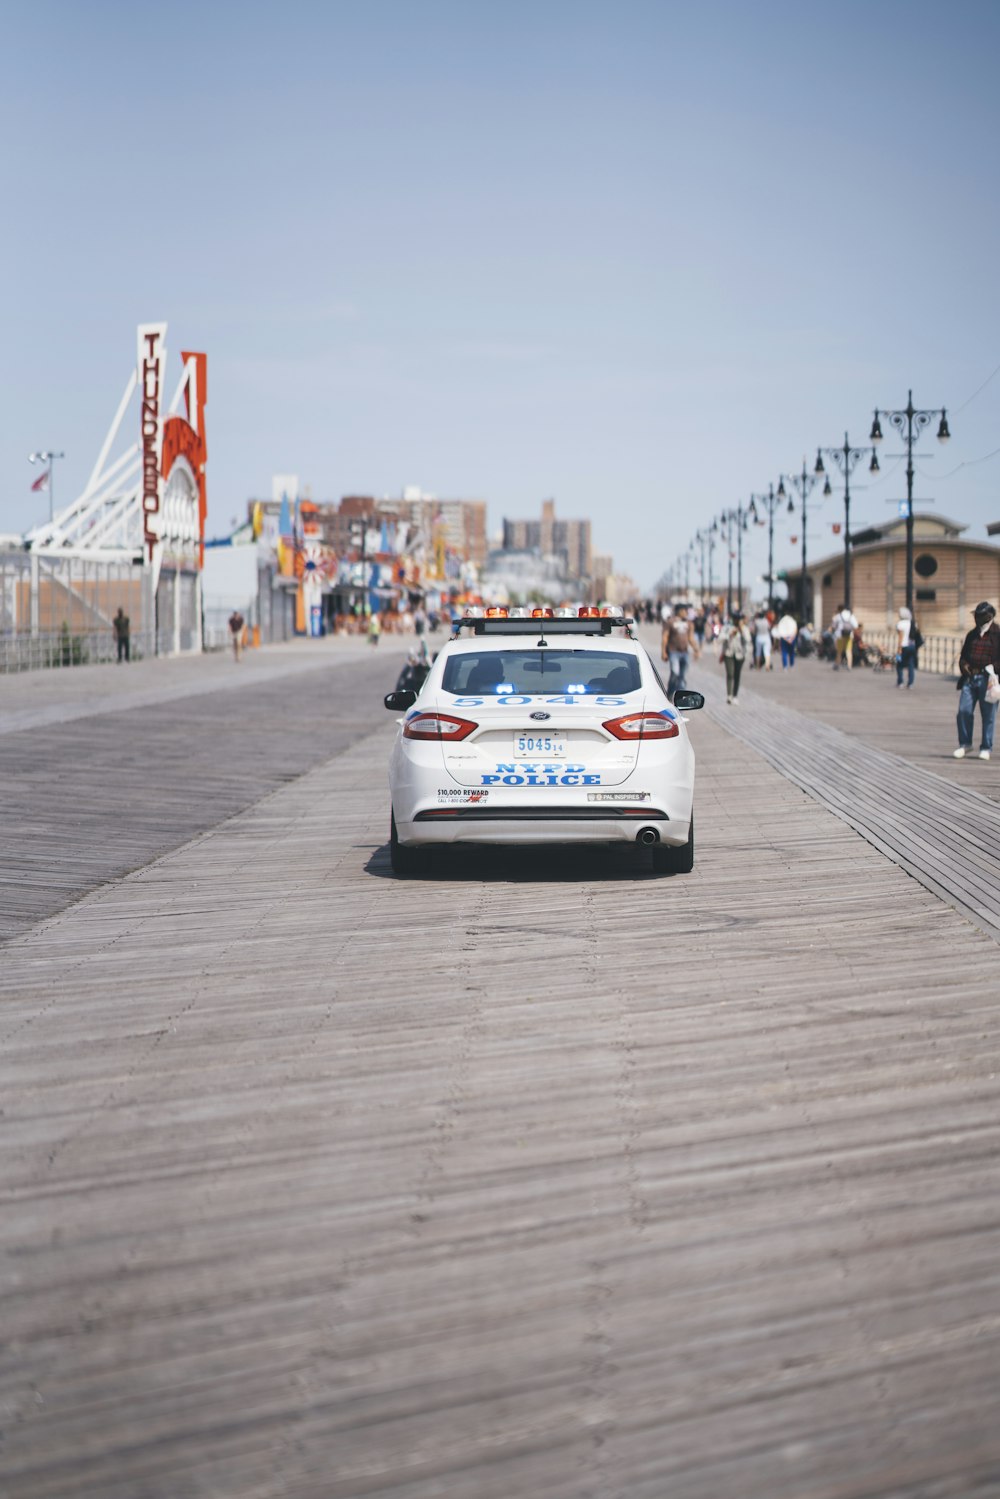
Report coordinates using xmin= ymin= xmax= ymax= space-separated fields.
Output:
xmin=441 ymin=649 xmax=642 ymax=696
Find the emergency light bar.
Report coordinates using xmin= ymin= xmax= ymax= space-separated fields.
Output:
xmin=458 ymin=604 xmax=625 ymax=622
xmin=452 ymin=615 xmax=636 ymax=637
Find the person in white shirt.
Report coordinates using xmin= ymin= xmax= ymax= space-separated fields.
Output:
xmin=775 ymin=613 xmax=798 ymax=669
xmin=896 ymin=606 xmax=918 ymax=688
xmin=832 ymin=603 xmax=858 ymax=670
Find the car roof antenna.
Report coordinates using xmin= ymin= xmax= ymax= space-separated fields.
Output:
xmin=536 ymin=633 xmax=548 ymax=647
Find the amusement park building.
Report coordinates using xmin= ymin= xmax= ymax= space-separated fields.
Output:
xmin=245 ymin=488 xmax=488 ymax=641
xmin=1 ymin=323 xmax=207 ymax=671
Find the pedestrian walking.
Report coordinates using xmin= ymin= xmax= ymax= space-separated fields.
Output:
xmin=718 ymin=611 xmax=752 ymax=704
xmin=662 ymin=610 xmax=697 ymax=698
xmin=752 ymin=610 xmax=772 ymax=670
xmin=368 ymin=612 xmax=381 ymax=647
xmin=113 ymin=606 xmax=130 ymax=664
xmin=228 ymin=609 xmax=245 ymax=661
xmin=954 ymin=601 xmax=1000 ymax=760
xmin=775 ymin=612 xmax=798 ymax=669
xmin=395 ymin=650 xmax=430 ymax=694
xmin=831 ymin=604 xmax=858 ymax=670
xmin=895 ymin=606 xmax=920 ymax=689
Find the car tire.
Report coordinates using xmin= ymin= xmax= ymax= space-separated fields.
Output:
xmin=390 ymin=810 xmax=428 ymax=877
xmin=652 ymin=812 xmax=694 ymax=875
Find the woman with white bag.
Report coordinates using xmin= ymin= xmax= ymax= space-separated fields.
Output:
xmin=955 ymin=602 xmax=1000 ymax=760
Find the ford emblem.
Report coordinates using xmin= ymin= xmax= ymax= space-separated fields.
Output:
xmin=530 ymin=711 xmax=551 ymax=720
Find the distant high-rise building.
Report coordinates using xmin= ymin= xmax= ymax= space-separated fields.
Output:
xmin=502 ymin=498 xmax=592 ymax=582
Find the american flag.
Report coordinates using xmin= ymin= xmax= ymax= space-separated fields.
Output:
xmin=31 ymin=469 xmax=50 ymax=492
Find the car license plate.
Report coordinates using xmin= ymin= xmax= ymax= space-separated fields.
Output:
xmin=514 ymin=732 xmax=567 ymax=757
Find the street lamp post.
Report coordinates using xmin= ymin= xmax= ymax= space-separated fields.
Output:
xmin=707 ymin=522 xmax=717 ymax=605
xmin=813 ymin=435 xmax=879 ymax=612
xmin=749 ymin=484 xmax=784 ymax=611
xmin=869 ymin=392 xmax=950 ymax=614
xmin=694 ymin=529 xmax=708 ymax=603
xmin=719 ymin=512 xmax=735 ymax=617
xmin=28 ymin=450 xmax=65 ymax=525
xmin=783 ymin=458 xmax=821 ymax=623
xmin=349 ymin=516 xmax=369 ymax=617
xmin=719 ymin=504 xmax=751 ymax=616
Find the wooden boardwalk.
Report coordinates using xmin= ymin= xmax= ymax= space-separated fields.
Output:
xmin=0 ymin=638 xmax=405 ymax=942
xmin=704 ymin=643 xmax=1000 ymax=801
xmin=3 ymin=640 xmax=1000 ymax=1498
xmin=685 ymin=651 xmax=1000 ymax=941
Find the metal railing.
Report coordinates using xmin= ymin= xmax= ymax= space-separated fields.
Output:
xmin=0 ymin=629 xmax=157 ymax=674
xmin=864 ymin=631 xmax=960 ymax=676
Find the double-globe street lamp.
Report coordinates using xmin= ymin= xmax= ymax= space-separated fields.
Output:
xmin=813 ymin=435 xmax=879 ymax=612
xmin=869 ymin=391 xmax=950 ymax=614
xmin=693 ymin=528 xmax=711 ymax=605
xmin=780 ymin=458 xmax=822 ymax=623
xmin=719 ymin=502 xmax=753 ymax=617
xmin=748 ymin=485 xmax=785 ymax=612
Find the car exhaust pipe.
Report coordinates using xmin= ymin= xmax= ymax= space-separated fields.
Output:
xmin=637 ymin=827 xmax=659 ymax=847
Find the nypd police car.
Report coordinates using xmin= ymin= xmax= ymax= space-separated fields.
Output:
xmin=383 ymin=606 xmax=703 ymax=876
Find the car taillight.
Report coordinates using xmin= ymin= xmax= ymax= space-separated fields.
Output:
xmin=602 ymin=712 xmax=679 ymax=740
xmin=403 ymin=713 xmax=477 ymax=741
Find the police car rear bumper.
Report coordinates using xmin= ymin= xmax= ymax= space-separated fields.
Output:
xmin=398 ymin=807 xmax=690 ymax=847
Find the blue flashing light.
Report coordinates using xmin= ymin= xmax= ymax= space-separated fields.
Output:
xmin=495 ymin=683 xmax=514 ymax=694
xmin=567 ymin=682 xmax=587 ymax=693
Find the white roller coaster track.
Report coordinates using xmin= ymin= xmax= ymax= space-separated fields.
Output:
xmin=24 ymin=324 xmax=202 ymax=599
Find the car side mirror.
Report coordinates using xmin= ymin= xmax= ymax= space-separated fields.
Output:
xmin=672 ymin=690 xmax=705 ymax=711
xmin=384 ymin=690 xmax=416 ymax=710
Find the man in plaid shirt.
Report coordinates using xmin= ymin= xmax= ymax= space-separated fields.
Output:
xmin=955 ymin=602 xmax=1000 ymax=760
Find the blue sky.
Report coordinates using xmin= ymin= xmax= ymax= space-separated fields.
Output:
xmin=1 ymin=0 xmax=998 ymax=589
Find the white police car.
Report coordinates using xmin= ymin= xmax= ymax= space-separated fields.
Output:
xmin=383 ymin=606 xmax=703 ymax=876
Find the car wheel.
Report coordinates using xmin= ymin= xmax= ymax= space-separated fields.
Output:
xmin=390 ymin=810 xmax=427 ymax=877
xmin=652 ymin=812 xmax=694 ymax=875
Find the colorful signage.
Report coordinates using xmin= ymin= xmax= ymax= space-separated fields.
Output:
xmin=137 ymin=322 xmax=166 ymax=562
